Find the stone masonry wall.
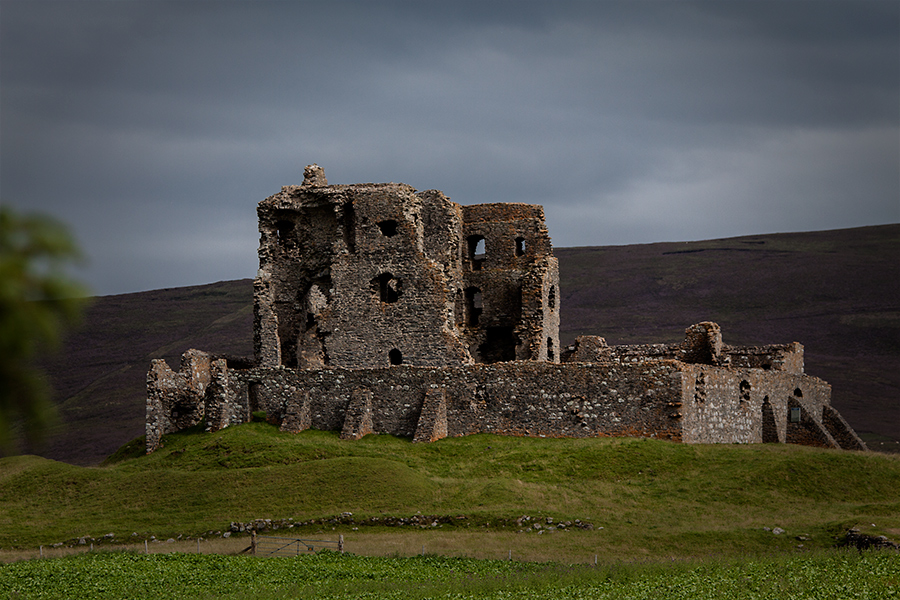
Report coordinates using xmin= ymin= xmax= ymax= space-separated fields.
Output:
xmin=204 ymin=361 xmax=685 ymax=442
xmin=679 ymin=363 xmax=832 ymax=445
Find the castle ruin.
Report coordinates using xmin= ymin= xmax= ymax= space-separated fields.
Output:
xmin=146 ymin=165 xmax=866 ymax=452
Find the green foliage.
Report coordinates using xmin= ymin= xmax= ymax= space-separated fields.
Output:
xmin=0 ymin=549 xmax=897 ymax=599
xmin=0 ymin=206 xmax=88 ymax=452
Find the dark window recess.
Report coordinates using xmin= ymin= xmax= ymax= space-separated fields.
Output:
xmin=761 ymin=396 xmax=778 ymax=442
xmin=547 ymin=337 xmax=554 ymax=361
xmin=377 ymin=220 xmax=398 ymax=237
xmin=465 ymin=287 xmax=482 ymax=326
xmin=515 ymin=237 xmax=526 ymax=257
xmin=468 ymin=235 xmax=486 ymax=270
xmin=478 ymin=327 xmax=517 ymax=364
xmin=740 ymin=380 xmax=751 ymax=403
xmin=389 ymin=348 xmax=403 ymax=365
xmin=548 ymin=286 xmax=556 ymax=310
xmin=793 ymin=388 xmax=803 ymax=398
xmin=275 ymin=220 xmax=294 ymax=246
xmin=693 ymin=372 xmax=706 ymax=403
xmin=373 ymin=273 xmax=402 ymax=303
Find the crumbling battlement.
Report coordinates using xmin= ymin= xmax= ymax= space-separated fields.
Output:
xmin=146 ymin=166 xmax=866 ymax=453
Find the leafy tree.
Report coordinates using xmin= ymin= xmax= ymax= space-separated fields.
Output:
xmin=0 ymin=206 xmax=88 ymax=452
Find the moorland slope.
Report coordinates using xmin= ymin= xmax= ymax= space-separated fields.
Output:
xmin=19 ymin=224 xmax=900 ymax=465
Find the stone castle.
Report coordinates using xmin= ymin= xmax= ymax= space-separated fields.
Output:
xmin=146 ymin=165 xmax=866 ymax=452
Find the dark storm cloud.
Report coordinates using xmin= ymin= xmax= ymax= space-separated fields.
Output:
xmin=2 ymin=0 xmax=897 ymax=295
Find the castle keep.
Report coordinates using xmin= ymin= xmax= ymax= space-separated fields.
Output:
xmin=146 ymin=166 xmax=866 ymax=452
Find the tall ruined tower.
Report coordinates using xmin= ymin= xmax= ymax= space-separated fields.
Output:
xmin=253 ymin=165 xmax=560 ymax=370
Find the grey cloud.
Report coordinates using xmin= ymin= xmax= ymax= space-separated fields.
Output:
xmin=2 ymin=0 xmax=896 ymax=295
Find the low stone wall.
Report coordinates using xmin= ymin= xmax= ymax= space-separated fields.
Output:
xmin=208 ymin=361 xmax=685 ymax=442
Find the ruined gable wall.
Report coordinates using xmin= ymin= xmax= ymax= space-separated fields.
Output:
xmin=679 ymin=363 xmax=832 ymax=445
xmin=254 ymin=184 xmax=351 ymax=368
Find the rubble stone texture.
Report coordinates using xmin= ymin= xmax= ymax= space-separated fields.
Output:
xmin=146 ymin=167 xmax=866 ymax=453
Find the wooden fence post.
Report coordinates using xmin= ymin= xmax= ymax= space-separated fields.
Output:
xmin=338 ymin=534 xmax=344 ymax=554
xmin=251 ymin=530 xmax=257 ymax=556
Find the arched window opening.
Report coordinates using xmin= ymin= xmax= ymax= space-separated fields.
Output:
xmin=372 ymin=273 xmax=402 ymax=303
xmin=793 ymin=387 xmax=803 ymax=398
xmin=465 ymin=287 xmax=482 ymax=327
xmin=468 ymin=235 xmax=486 ymax=270
xmin=389 ymin=348 xmax=403 ymax=365
xmin=377 ymin=220 xmax=398 ymax=237
xmin=515 ymin=237 xmax=526 ymax=257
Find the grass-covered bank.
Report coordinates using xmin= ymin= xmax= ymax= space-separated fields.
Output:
xmin=1 ymin=423 xmax=898 ymax=560
xmin=1 ymin=549 xmax=897 ymax=599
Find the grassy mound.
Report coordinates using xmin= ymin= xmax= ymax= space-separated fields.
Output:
xmin=2 ymin=423 xmax=898 ymax=561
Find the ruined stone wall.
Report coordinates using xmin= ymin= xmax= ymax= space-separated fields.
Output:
xmin=254 ymin=180 xmax=472 ymax=370
xmin=679 ymin=363 xmax=832 ymax=445
xmin=145 ymin=349 xmax=212 ymax=452
xmin=459 ymin=203 xmax=559 ymax=363
xmin=145 ymin=167 xmax=865 ymax=454
xmin=202 ymin=361 xmax=684 ymax=442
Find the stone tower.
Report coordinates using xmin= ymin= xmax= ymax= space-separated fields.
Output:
xmin=253 ymin=165 xmax=560 ymax=370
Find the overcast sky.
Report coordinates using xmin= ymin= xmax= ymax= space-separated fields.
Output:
xmin=2 ymin=1 xmax=898 ymax=296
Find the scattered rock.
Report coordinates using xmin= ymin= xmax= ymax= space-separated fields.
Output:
xmin=840 ymin=528 xmax=900 ymax=551
xmin=772 ymin=527 xmax=785 ymax=535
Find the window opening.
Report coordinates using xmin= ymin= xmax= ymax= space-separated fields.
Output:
xmin=468 ymin=235 xmax=486 ymax=270
xmin=389 ymin=348 xmax=403 ymax=365
xmin=377 ymin=220 xmax=398 ymax=237
xmin=465 ymin=287 xmax=482 ymax=326
xmin=793 ymin=388 xmax=803 ymax=398
xmin=275 ymin=220 xmax=294 ymax=246
xmin=478 ymin=327 xmax=517 ymax=363
xmin=548 ymin=285 xmax=556 ymax=310
xmin=790 ymin=407 xmax=802 ymax=423
xmin=373 ymin=273 xmax=402 ymax=303
xmin=693 ymin=371 xmax=706 ymax=403
xmin=547 ymin=337 xmax=554 ymax=361
xmin=739 ymin=380 xmax=751 ymax=403
xmin=515 ymin=237 xmax=526 ymax=257
xmin=248 ymin=382 xmax=262 ymax=422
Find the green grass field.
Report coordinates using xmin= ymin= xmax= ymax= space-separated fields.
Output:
xmin=1 ymin=423 xmax=898 ymax=562
xmin=1 ymin=548 xmax=897 ymax=599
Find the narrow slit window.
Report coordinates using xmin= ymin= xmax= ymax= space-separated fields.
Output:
xmin=468 ymin=235 xmax=486 ymax=270
xmin=465 ymin=287 xmax=482 ymax=326
xmin=515 ymin=237 xmax=526 ymax=257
